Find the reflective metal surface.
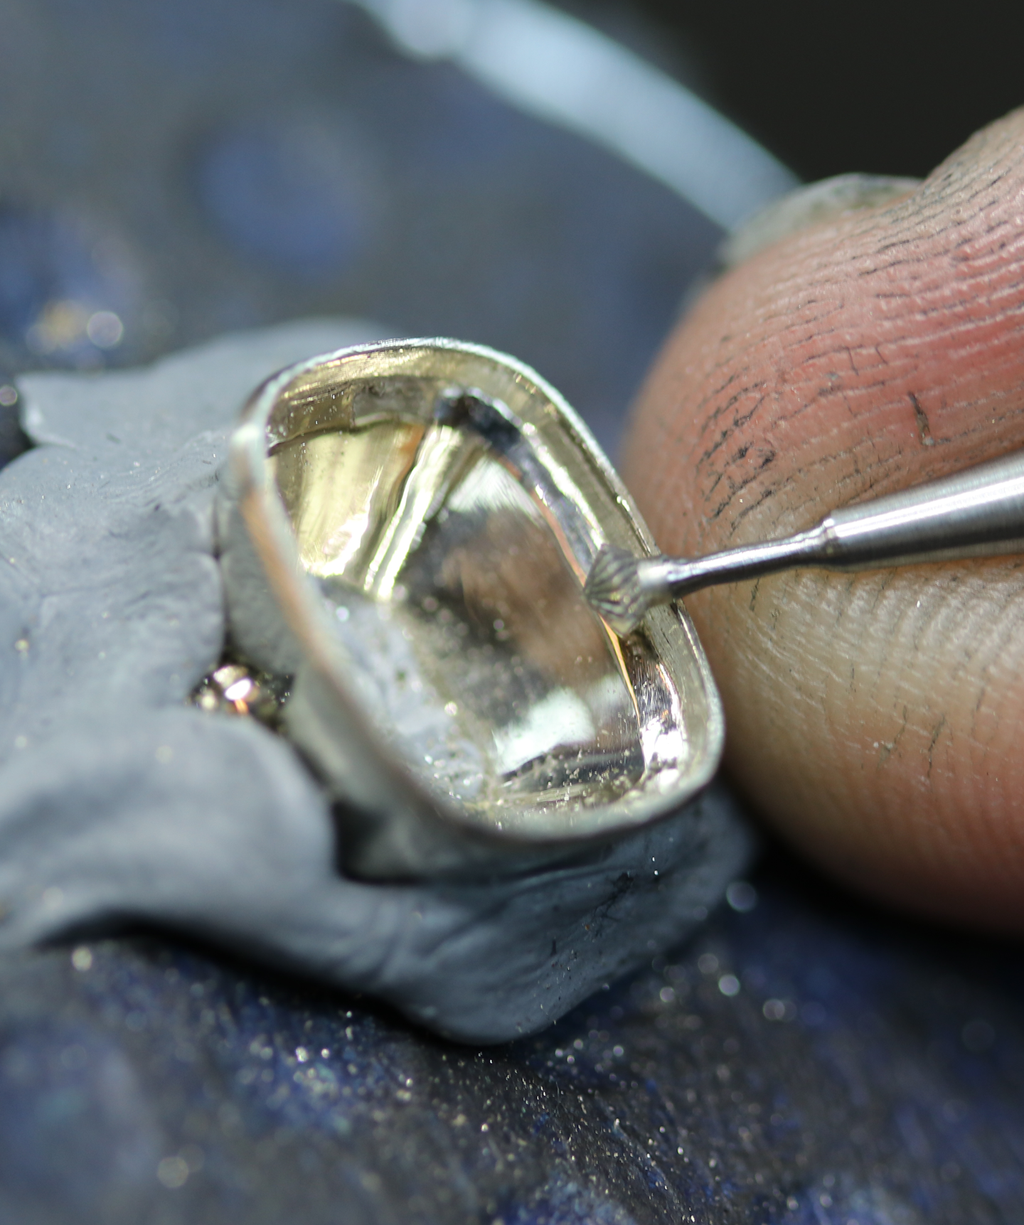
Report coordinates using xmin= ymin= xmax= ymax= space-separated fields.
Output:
xmin=218 ymin=339 xmax=723 ymax=878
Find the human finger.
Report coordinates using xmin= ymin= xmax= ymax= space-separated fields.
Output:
xmin=622 ymin=110 xmax=1024 ymax=930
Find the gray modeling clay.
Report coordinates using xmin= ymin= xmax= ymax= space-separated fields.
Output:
xmin=0 ymin=321 xmax=754 ymax=1043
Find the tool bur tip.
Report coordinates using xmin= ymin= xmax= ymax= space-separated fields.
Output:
xmin=583 ymin=546 xmax=652 ymax=636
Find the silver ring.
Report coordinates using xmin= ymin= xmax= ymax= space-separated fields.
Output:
xmin=216 ymin=338 xmax=723 ymax=879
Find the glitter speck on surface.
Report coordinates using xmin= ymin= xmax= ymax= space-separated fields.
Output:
xmin=156 ymin=1155 xmax=189 ymax=1189
xmin=726 ymin=880 xmax=758 ymax=912
xmin=86 ymin=310 xmax=124 ymax=349
xmin=70 ymin=947 xmax=93 ymax=972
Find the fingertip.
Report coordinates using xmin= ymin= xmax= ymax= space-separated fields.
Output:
xmin=623 ymin=110 xmax=1024 ymax=931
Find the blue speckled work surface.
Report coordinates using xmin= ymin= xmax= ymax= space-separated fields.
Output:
xmin=2 ymin=860 xmax=1023 ymax=1224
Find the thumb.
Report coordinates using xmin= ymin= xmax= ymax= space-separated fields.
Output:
xmin=622 ymin=109 xmax=1024 ymax=931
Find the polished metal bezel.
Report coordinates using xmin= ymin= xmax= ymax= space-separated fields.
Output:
xmin=217 ymin=338 xmax=724 ymax=878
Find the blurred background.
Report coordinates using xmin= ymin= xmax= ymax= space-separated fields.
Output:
xmin=630 ymin=0 xmax=1024 ymax=183
xmin=4 ymin=0 xmax=1021 ymax=463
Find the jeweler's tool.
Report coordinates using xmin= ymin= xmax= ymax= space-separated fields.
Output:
xmin=585 ymin=449 xmax=1024 ymax=636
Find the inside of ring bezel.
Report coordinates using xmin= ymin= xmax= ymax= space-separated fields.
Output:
xmin=255 ymin=343 xmax=719 ymax=840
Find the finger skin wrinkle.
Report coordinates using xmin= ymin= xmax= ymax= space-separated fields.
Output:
xmin=875 ymin=704 xmax=909 ymax=770
xmin=624 ymin=108 xmax=1024 ymax=931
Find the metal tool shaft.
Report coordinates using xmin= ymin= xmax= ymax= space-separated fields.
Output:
xmin=661 ymin=448 xmax=1024 ymax=598
xmin=586 ymin=449 xmax=1024 ymax=635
